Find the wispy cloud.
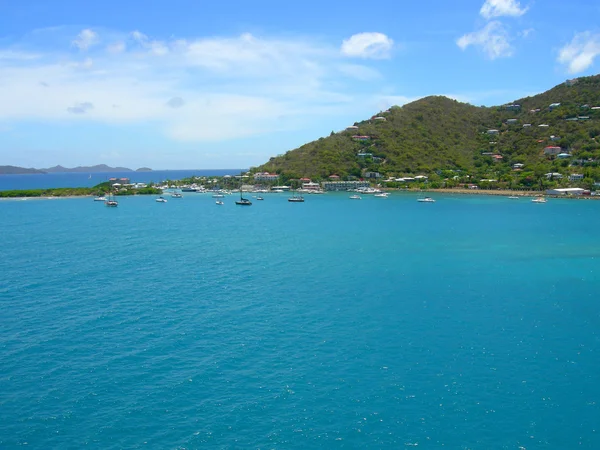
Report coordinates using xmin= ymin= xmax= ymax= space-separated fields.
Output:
xmin=340 ymin=32 xmax=394 ymax=59
xmin=480 ymin=0 xmax=528 ymax=19
xmin=557 ymin=31 xmax=600 ymax=74
xmin=457 ymin=21 xmax=513 ymax=59
xmin=72 ymin=29 xmax=99 ymax=51
xmin=0 ymin=29 xmax=394 ymax=142
xmin=67 ymin=101 xmax=94 ymax=114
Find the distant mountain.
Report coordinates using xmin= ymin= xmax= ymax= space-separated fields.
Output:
xmin=257 ymin=74 xmax=600 ymax=181
xmin=0 ymin=165 xmax=46 ymax=175
xmin=136 ymin=167 xmax=153 ymax=172
xmin=42 ymin=164 xmax=133 ymax=173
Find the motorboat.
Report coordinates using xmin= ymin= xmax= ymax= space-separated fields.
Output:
xmin=256 ymin=196 xmax=264 ymax=201
xmin=171 ymin=192 xmax=183 ymax=198
xmin=156 ymin=197 xmax=168 ymax=203
xmin=349 ymin=194 xmax=361 ymax=200
xmin=417 ymin=197 xmax=435 ymax=202
xmin=216 ymin=200 xmax=224 ymax=205
xmin=374 ymin=192 xmax=389 ymax=198
xmin=94 ymin=196 xmax=107 ymax=202
xmin=212 ymin=193 xmax=225 ymax=198
xmin=532 ymin=197 xmax=547 ymax=203
xmin=288 ymin=195 xmax=304 ymax=202
xmin=508 ymin=196 xmax=519 ymax=199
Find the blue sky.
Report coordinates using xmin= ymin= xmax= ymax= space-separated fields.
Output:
xmin=0 ymin=0 xmax=599 ymax=169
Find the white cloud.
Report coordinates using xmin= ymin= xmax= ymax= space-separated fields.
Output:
xmin=519 ymin=28 xmax=534 ymax=39
xmin=457 ymin=21 xmax=513 ymax=59
xmin=480 ymin=0 xmax=528 ymax=19
xmin=341 ymin=32 xmax=394 ymax=59
xmin=558 ymin=32 xmax=600 ymax=74
xmin=72 ymin=29 xmax=99 ymax=51
xmin=0 ymin=30 xmax=387 ymax=143
xmin=106 ymin=41 xmax=126 ymax=54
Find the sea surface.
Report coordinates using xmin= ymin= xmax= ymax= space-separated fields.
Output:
xmin=0 ymin=169 xmax=245 ymax=191
xmin=1 ymin=192 xmax=599 ymax=449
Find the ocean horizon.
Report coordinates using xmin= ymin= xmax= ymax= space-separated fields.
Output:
xmin=0 ymin=169 xmax=246 ymax=191
xmin=1 ymin=192 xmax=599 ymax=448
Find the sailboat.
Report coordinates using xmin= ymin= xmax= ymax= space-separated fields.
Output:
xmin=235 ymin=182 xmax=252 ymax=205
xmin=105 ymin=189 xmax=118 ymax=207
xmin=288 ymin=184 xmax=304 ymax=202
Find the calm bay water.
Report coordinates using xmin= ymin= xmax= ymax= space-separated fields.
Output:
xmin=1 ymin=193 xmax=599 ymax=448
xmin=0 ymin=169 xmax=245 ymax=191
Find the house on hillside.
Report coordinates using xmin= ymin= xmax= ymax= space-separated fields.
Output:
xmin=505 ymin=104 xmax=521 ymax=111
xmin=513 ymin=163 xmax=525 ymax=169
xmin=544 ymin=146 xmax=562 ymax=156
xmin=372 ymin=116 xmax=387 ymax=121
xmin=328 ymin=174 xmax=340 ymax=180
xmin=492 ymin=155 xmax=503 ymax=161
xmin=506 ymin=119 xmax=518 ymax=125
xmin=539 ymin=124 xmax=549 ymax=128
xmin=253 ymin=172 xmax=280 ymax=182
xmin=557 ymin=152 xmax=571 ymax=159
xmin=346 ymin=126 xmax=359 ymax=130
xmin=569 ymin=174 xmax=584 ymax=181
xmin=550 ymin=135 xmax=560 ymax=141
xmin=545 ymin=172 xmax=563 ymax=179
xmin=549 ymin=103 xmax=561 ymax=110
xmin=352 ymin=135 xmax=371 ymax=141
xmin=364 ymin=172 xmax=382 ymax=179
xmin=523 ymin=123 xmax=532 ymax=127
xmin=487 ymin=129 xmax=499 ymax=135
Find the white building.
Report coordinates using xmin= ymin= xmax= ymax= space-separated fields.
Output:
xmin=569 ymin=174 xmax=584 ymax=181
xmin=487 ymin=129 xmax=499 ymax=135
xmin=321 ymin=180 xmax=370 ymax=191
xmin=253 ymin=172 xmax=280 ymax=182
xmin=546 ymin=188 xmax=586 ymax=195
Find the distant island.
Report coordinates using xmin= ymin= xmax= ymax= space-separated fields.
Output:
xmin=0 ymin=165 xmax=46 ymax=175
xmin=0 ymin=164 xmax=153 ymax=175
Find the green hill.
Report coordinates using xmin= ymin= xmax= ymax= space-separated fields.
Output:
xmin=256 ymin=75 xmax=600 ymax=187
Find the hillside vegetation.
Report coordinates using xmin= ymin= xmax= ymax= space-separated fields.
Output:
xmin=257 ymin=75 xmax=600 ymax=188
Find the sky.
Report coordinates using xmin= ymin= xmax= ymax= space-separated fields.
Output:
xmin=0 ymin=0 xmax=599 ymax=169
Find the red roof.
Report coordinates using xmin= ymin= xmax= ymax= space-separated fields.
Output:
xmin=299 ymin=177 xmax=311 ymax=181
xmin=329 ymin=174 xmax=340 ymax=178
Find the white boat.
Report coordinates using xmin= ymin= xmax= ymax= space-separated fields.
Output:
xmin=508 ymin=196 xmax=519 ymax=199
xmin=532 ymin=197 xmax=547 ymax=203
xmin=212 ymin=193 xmax=225 ymax=198
xmin=216 ymin=200 xmax=224 ymax=205
xmin=256 ymin=196 xmax=264 ymax=201
xmin=94 ymin=196 xmax=106 ymax=202
xmin=374 ymin=192 xmax=389 ymax=198
xmin=417 ymin=197 xmax=435 ymax=203
xmin=349 ymin=194 xmax=362 ymax=200
xmin=156 ymin=196 xmax=168 ymax=203
xmin=171 ymin=193 xmax=183 ymax=198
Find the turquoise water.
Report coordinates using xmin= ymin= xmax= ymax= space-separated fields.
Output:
xmin=1 ymin=193 xmax=599 ymax=448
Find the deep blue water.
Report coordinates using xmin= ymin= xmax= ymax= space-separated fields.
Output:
xmin=0 ymin=169 xmax=245 ymax=191
xmin=1 ymin=193 xmax=599 ymax=448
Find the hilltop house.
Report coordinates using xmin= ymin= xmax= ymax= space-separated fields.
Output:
xmin=352 ymin=135 xmax=371 ymax=141
xmin=549 ymin=102 xmax=561 ymax=110
xmin=569 ymin=174 xmax=584 ymax=181
xmin=253 ymin=172 xmax=280 ymax=182
xmin=544 ymin=146 xmax=562 ymax=156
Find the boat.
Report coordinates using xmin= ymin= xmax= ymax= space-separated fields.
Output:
xmin=94 ymin=196 xmax=106 ymax=202
xmin=374 ymin=192 xmax=389 ymax=198
xmin=104 ymin=190 xmax=118 ymax=207
xmin=508 ymin=196 xmax=519 ymax=199
xmin=417 ymin=197 xmax=435 ymax=203
xmin=349 ymin=194 xmax=361 ymax=200
xmin=212 ymin=193 xmax=225 ymax=198
xmin=532 ymin=197 xmax=547 ymax=203
xmin=156 ymin=196 xmax=168 ymax=203
xmin=235 ymin=183 xmax=252 ymax=206
xmin=171 ymin=192 xmax=183 ymax=198
xmin=288 ymin=187 xmax=304 ymax=202
xmin=256 ymin=196 xmax=264 ymax=201
xmin=216 ymin=200 xmax=224 ymax=205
